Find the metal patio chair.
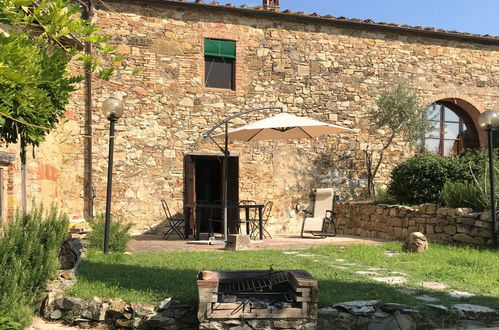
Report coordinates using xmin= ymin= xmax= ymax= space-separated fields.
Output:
xmin=300 ymin=189 xmax=338 ymax=238
xmin=161 ymin=199 xmax=185 ymax=240
xmin=238 ymin=200 xmax=257 ymax=236
xmin=251 ymin=201 xmax=273 ymax=239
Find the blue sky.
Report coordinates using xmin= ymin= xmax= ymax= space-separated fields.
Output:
xmin=215 ymin=0 xmax=499 ymax=36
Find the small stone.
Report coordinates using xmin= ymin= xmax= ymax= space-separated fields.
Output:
xmin=415 ymin=295 xmax=440 ymax=302
xmin=356 ymin=271 xmax=379 ymax=275
xmin=273 ymin=319 xmax=305 ymax=328
xmin=50 ymin=309 xmax=62 ymax=320
xmin=130 ymin=302 xmax=155 ymax=318
xmin=55 ymin=296 xmax=83 ymax=310
xmin=452 ymin=304 xmax=497 ymax=320
xmin=108 ymin=298 xmax=128 ymax=316
xmin=394 ymin=311 xmax=416 ymax=330
xmin=318 ymin=306 xmax=339 ymax=315
xmin=144 ymin=313 xmax=176 ymax=328
xmin=421 ymin=281 xmax=447 ymax=290
xmin=335 ymin=258 xmax=345 ymax=262
xmin=381 ymin=303 xmax=416 ymax=314
xmin=449 ymin=291 xmax=475 ymax=299
xmin=396 ymin=288 xmax=416 ymax=295
xmin=384 ymin=251 xmax=400 ymax=257
xmin=334 ymin=300 xmax=381 ymax=314
xmin=115 ymin=319 xmax=134 ymax=328
xmin=59 ymin=270 xmax=76 ymax=280
xmin=372 ymin=277 xmax=406 ymax=284
xmin=158 ymin=297 xmax=172 ymax=311
xmin=367 ymin=319 xmax=399 ymax=330
xmin=426 ymin=304 xmax=449 ymax=312
xmin=81 ymin=297 xmax=107 ymax=321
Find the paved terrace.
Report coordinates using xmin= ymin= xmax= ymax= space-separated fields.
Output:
xmin=127 ymin=234 xmax=393 ymax=253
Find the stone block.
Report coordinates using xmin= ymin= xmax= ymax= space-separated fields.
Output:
xmin=478 ymin=230 xmax=492 ymax=238
xmin=474 ymin=220 xmax=490 ymax=229
xmin=453 ymin=234 xmax=477 ymax=244
xmin=390 ymin=218 xmax=403 ymax=227
xmin=425 ymin=224 xmax=434 ymax=234
xmin=436 ymin=208 xmax=456 ymax=217
xmin=457 ymin=225 xmax=472 ymax=234
xmin=443 ymin=225 xmax=457 ymax=235
xmin=421 ymin=203 xmax=437 ymax=215
xmin=393 ymin=227 xmax=403 ymax=239
xmin=457 ymin=217 xmax=475 ymax=226
xmin=225 ymin=234 xmax=252 ymax=251
xmin=402 ymin=232 xmax=428 ymax=253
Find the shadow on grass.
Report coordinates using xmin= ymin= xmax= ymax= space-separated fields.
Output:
xmin=72 ymin=260 xmax=499 ymax=310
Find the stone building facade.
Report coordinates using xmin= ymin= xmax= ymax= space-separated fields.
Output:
xmin=1 ymin=0 xmax=498 ymax=235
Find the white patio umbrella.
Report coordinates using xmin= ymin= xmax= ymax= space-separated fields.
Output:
xmin=217 ymin=112 xmax=352 ymax=141
xmin=203 ymin=108 xmax=353 ymax=241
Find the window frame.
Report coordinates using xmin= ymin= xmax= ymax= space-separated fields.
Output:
xmin=423 ymin=102 xmax=479 ymax=156
xmin=204 ymin=39 xmax=236 ymax=91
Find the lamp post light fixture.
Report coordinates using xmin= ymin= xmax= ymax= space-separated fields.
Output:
xmin=478 ymin=109 xmax=499 ymax=248
xmin=102 ymin=95 xmax=124 ymax=254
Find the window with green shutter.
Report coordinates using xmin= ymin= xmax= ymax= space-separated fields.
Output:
xmin=204 ymin=39 xmax=236 ymax=90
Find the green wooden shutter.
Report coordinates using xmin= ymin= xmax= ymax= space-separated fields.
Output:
xmin=204 ymin=39 xmax=236 ymax=59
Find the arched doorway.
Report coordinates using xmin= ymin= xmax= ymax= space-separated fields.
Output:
xmin=423 ymin=101 xmax=480 ymax=156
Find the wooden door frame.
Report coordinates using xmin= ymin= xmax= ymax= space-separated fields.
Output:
xmin=184 ymin=153 xmax=239 ymax=237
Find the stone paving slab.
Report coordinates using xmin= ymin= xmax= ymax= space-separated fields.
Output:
xmin=127 ymin=234 xmax=391 ymax=253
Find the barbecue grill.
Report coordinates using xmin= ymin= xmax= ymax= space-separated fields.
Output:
xmin=197 ymin=269 xmax=318 ymax=323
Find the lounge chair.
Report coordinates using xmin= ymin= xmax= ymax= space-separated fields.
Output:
xmin=300 ymin=188 xmax=338 ymax=238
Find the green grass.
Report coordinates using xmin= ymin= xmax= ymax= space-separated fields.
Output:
xmin=69 ymin=243 xmax=499 ymax=309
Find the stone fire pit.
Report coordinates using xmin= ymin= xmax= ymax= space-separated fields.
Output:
xmin=197 ymin=269 xmax=318 ymax=329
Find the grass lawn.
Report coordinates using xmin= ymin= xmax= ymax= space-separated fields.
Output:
xmin=69 ymin=243 xmax=499 ymax=309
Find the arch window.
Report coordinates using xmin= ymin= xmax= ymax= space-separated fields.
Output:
xmin=423 ymin=102 xmax=479 ymax=156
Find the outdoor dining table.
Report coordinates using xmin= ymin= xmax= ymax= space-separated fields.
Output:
xmin=237 ymin=204 xmax=264 ymax=240
xmin=184 ymin=202 xmax=264 ymax=240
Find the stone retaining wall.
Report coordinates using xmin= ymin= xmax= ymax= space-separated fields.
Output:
xmin=334 ymin=202 xmax=495 ymax=246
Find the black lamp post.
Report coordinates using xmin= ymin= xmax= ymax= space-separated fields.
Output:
xmin=478 ymin=109 xmax=499 ymax=248
xmin=102 ymin=95 xmax=124 ymax=254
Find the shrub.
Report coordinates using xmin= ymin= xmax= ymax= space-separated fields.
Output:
xmin=0 ymin=205 xmax=68 ymax=328
xmin=441 ymin=181 xmax=487 ymax=211
xmin=0 ymin=317 xmax=21 ymax=330
xmin=87 ymin=214 xmax=132 ymax=252
xmin=373 ymin=187 xmax=396 ymax=205
xmin=388 ymin=153 xmax=474 ymax=205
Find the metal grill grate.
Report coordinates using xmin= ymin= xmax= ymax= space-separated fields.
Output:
xmin=218 ymin=270 xmax=290 ymax=294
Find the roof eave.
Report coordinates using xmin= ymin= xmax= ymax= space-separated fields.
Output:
xmin=105 ymin=0 xmax=499 ymax=46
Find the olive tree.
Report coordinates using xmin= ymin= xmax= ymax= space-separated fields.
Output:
xmin=364 ymin=80 xmax=430 ymax=196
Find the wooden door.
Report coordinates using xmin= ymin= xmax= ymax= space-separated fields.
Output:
xmin=227 ymin=156 xmax=239 ymax=233
xmin=184 ymin=154 xmax=195 ymax=236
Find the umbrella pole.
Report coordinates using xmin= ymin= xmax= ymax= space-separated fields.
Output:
xmin=223 ymin=122 xmax=229 ymax=241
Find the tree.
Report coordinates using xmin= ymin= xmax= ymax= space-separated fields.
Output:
xmin=364 ymin=80 xmax=430 ymax=197
xmin=0 ymin=0 xmax=122 ymax=209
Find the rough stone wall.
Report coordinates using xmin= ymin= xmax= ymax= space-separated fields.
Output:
xmin=334 ymin=202 xmax=495 ymax=246
xmin=3 ymin=2 xmax=499 ymax=233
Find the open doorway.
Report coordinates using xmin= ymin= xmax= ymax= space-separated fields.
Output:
xmin=184 ymin=154 xmax=239 ymax=237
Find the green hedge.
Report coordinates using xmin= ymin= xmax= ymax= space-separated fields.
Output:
xmin=0 ymin=206 xmax=68 ymax=328
xmin=388 ymin=153 xmax=475 ymax=205
xmin=87 ymin=214 xmax=132 ymax=253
